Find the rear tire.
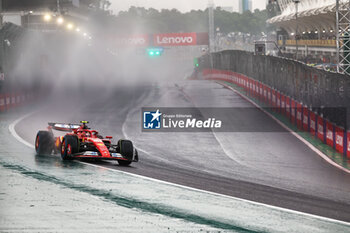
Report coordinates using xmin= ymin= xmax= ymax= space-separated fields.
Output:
xmin=35 ymin=131 xmax=54 ymax=155
xmin=61 ymin=135 xmax=79 ymax=160
xmin=118 ymin=139 xmax=133 ymax=166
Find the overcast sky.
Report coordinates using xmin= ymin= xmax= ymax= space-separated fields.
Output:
xmin=109 ymin=0 xmax=267 ymax=14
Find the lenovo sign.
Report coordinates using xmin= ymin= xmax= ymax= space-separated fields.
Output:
xmin=154 ymin=33 xmax=197 ymax=46
xmin=113 ymin=35 xmax=149 ymax=47
xmin=107 ymin=32 xmax=208 ymax=48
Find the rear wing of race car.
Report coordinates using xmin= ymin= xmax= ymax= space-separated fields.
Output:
xmin=48 ymin=122 xmax=81 ymax=132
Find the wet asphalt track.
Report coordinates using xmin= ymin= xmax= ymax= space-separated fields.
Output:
xmin=13 ymin=80 xmax=350 ymax=222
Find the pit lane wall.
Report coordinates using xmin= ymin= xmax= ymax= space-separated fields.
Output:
xmin=195 ymin=50 xmax=350 ymax=160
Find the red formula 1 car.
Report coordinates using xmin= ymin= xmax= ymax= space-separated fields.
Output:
xmin=35 ymin=121 xmax=138 ymax=166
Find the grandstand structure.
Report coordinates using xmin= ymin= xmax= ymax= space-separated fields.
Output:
xmin=268 ymin=0 xmax=350 ymax=73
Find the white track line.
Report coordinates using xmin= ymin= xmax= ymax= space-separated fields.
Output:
xmin=7 ymin=108 xmax=350 ymax=226
xmin=177 ymin=85 xmax=248 ymax=167
xmin=9 ymin=112 xmax=35 ymax=149
xmin=218 ymin=81 xmax=350 ymax=175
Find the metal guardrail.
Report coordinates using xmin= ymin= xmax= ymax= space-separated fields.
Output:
xmin=198 ymin=50 xmax=350 ymax=128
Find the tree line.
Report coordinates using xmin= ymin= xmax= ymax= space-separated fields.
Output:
xmin=91 ymin=6 xmax=270 ymax=35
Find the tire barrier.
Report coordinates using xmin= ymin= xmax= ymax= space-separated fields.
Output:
xmin=200 ymin=68 xmax=350 ymax=160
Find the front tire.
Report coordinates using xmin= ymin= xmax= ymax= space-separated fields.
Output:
xmin=118 ymin=160 xmax=132 ymax=166
xmin=61 ymin=135 xmax=79 ymax=160
xmin=35 ymin=131 xmax=54 ymax=155
xmin=118 ymin=139 xmax=133 ymax=166
xmin=134 ymin=149 xmax=139 ymax=162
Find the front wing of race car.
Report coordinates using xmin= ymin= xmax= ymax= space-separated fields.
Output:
xmin=68 ymin=151 xmax=138 ymax=162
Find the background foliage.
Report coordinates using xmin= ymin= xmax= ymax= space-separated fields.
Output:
xmin=92 ymin=7 xmax=269 ymax=35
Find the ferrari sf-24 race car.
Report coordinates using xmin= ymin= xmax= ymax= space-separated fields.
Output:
xmin=35 ymin=121 xmax=138 ymax=166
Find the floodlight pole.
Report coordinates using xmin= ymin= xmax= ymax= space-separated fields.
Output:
xmin=208 ymin=0 xmax=215 ymax=53
xmin=336 ymin=0 xmax=350 ymax=75
xmin=293 ymin=0 xmax=300 ymax=60
xmin=57 ymin=0 xmax=61 ymax=14
xmin=208 ymin=0 xmax=215 ymax=70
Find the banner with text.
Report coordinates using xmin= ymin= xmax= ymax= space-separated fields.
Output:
xmin=153 ymin=33 xmax=197 ymax=46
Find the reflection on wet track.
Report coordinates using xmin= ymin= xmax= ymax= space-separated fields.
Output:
xmin=1 ymin=81 xmax=350 ymax=232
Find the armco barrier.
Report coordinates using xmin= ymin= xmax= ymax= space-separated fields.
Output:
xmin=199 ymin=68 xmax=349 ymax=161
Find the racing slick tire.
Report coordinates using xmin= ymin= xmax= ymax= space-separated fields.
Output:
xmin=118 ymin=139 xmax=134 ymax=166
xmin=134 ymin=148 xmax=139 ymax=162
xmin=61 ymin=135 xmax=79 ymax=160
xmin=35 ymin=131 xmax=54 ymax=155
